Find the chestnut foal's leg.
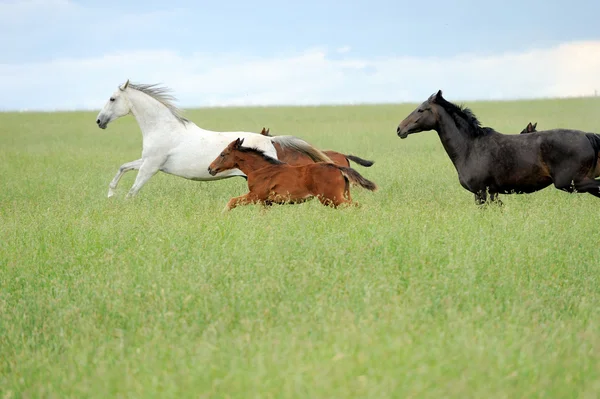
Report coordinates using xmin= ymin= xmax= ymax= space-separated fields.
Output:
xmin=317 ymin=183 xmax=355 ymax=208
xmin=223 ymin=193 xmax=261 ymax=213
xmin=317 ymin=195 xmax=354 ymax=208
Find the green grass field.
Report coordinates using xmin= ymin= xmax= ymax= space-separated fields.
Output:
xmin=1 ymin=97 xmax=600 ymax=398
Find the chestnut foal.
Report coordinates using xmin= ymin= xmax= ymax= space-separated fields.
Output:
xmin=208 ymin=138 xmax=377 ymax=212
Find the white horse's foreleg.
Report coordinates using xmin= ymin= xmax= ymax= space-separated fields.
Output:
xmin=126 ymin=158 xmax=164 ymax=198
xmin=108 ymin=159 xmax=143 ymax=197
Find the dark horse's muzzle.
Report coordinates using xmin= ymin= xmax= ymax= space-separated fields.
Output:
xmin=397 ymin=125 xmax=409 ymax=139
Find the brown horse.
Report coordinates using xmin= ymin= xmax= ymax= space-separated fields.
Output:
xmin=520 ymin=122 xmax=537 ymax=134
xmin=259 ymin=127 xmax=374 ymax=168
xmin=208 ymin=138 xmax=377 ymax=211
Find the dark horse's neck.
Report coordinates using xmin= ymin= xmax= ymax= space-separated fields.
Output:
xmin=434 ymin=106 xmax=476 ymax=167
xmin=232 ymin=150 xmax=279 ymax=176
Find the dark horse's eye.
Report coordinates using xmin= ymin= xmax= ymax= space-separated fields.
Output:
xmin=417 ymin=108 xmax=424 ymax=113
xmin=110 ymin=97 xmax=115 ymax=102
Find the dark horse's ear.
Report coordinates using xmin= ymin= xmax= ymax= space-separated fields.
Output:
xmin=430 ymin=90 xmax=443 ymax=103
xmin=532 ymin=122 xmax=537 ymax=130
xmin=527 ymin=122 xmax=534 ymax=131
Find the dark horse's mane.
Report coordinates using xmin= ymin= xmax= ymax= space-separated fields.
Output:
xmin=237 ymin=145 xmax=285 ymax=165
xmin=435 ymin=95 xmax=496 ymax=137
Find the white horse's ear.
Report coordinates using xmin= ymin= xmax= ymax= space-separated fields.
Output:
xmin=119 ymin=79 xmax=130 ymax=91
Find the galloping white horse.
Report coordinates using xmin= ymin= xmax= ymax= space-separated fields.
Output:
xmin=96 ymin=80 xmax=331 ymax=198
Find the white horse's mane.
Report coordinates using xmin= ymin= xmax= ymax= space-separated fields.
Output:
xmin=128 ymin=83 xmax=189 ymax=125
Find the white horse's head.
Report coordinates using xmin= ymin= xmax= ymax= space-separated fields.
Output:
xmin=96 ymin=79 xmax=132 ymax=129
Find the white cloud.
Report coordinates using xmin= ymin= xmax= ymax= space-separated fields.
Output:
xmin=336 ymin=46 xmax=351 ymax=54
xmin=1 ymin=41 xmax=600 ymax=111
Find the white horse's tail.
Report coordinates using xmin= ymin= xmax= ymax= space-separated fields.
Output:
xmin=271 ymin=135 xmax=333 ymax=163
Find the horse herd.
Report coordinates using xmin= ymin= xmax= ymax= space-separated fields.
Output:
xmin=95 ymin=81 xmax=600 ymax=211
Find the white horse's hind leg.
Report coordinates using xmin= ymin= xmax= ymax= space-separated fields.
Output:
xmin=125 ymin=158 xmax=164 ymax=198
xmin=108 ymin=158 xmax=143 ymax=197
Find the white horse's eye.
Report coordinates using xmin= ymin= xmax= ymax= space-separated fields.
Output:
xmin=110 ymin=97 xmax=115 ymax=102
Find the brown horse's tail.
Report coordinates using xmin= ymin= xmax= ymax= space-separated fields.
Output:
xmin=345 ymin=154 xmax=374 ymax=167
xmin=271 ymin=135 xmax=333 ymax=163
xmin=335 ymin=166 xmax=377 ymax=191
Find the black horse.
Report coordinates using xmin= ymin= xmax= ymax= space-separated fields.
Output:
xmin=396 ymin=90 xmax=600 ymax=204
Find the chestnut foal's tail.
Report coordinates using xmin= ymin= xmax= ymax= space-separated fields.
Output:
xmin=335 ymin=166 xmax=377 ymax=191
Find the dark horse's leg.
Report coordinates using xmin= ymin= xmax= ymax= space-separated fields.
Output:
xmin=489 ymin=192 xmax=503 ymax=205
xmin=474 ymin=191 xmax=487 ymax=205
xmin=474 ymin=189 xmax=503 ymax=206
xmin=573 ymin=178 xmax=600 ymax=198
xmin=554 ymin=177 xmax=600 ymax=198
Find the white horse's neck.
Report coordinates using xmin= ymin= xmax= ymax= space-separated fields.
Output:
xmin=126 ymin=89 xmax=187 ymax=141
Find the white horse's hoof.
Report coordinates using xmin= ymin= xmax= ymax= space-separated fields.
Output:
xmin=107 ymin=189 xmax=115 ymax=198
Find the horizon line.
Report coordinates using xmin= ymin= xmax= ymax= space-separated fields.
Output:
xmin=1 ymin=93 xmax=598 ymax=113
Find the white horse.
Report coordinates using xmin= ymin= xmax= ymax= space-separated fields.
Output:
xmin=96 ymin=80 xmax=332 ymax=198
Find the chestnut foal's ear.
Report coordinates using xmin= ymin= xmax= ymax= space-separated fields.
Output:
xmin=234 ymin=138 xmax=244 ymax=148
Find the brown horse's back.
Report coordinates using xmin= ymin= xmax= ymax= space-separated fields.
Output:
xmin=272 ymin=143 xmax=350 ymax=167
xmin=323 ymin=151 xmax=351 ymax=167
xmin=271 ymin=143 xmax=313 ymax=166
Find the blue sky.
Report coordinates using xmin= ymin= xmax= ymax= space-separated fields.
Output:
xmin=1 ymin=0 xmax=600 ymax=110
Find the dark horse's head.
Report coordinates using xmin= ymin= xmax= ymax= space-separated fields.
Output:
xmin=396 ymin=90 xmax=445 ymax=139
xmin=208 ymin=138 xmax=245 ymax=176
xmin=520 ymin=122 xmax=537 ymax=134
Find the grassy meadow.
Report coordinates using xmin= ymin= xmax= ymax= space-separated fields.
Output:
xmin=1 ymin=96 xmax=600 ymax=398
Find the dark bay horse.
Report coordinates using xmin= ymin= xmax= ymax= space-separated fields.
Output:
xmin=259 ymin=127 xmax=374 ymax=168
xmin=208 ymin=138 xmax=377 ymax=211
xmin=396 ymin=90 xmax=600 ymax=204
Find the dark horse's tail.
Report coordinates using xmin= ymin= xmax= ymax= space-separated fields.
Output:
xmin=334 ymin=166 xmax=378 ymax=191
xmin=345 ymin=154 xmax=375 ymax=167
xmin=586 ymin=133 xmax=600 ymax=171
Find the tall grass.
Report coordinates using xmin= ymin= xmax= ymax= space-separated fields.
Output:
xmin=1 ymin=97 xmax=599 ymax=398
